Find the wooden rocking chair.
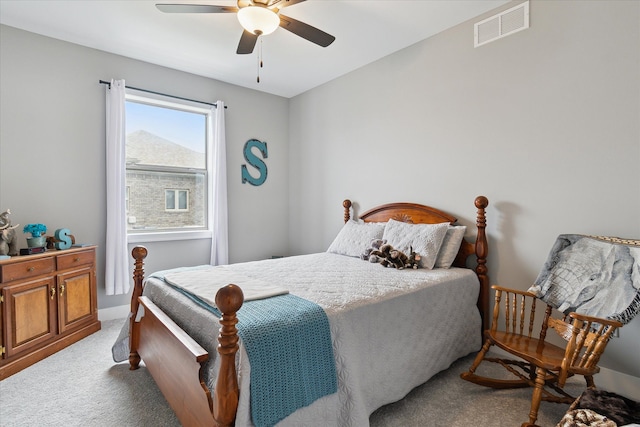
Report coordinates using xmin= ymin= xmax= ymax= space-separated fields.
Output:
xmin=461 ymin=284 xmax=622 ymax=427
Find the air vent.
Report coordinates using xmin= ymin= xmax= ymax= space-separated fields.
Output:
xmin=475 ymin=1 xmax=529 ymax=48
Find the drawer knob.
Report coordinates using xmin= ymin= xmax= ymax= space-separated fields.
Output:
xmin=27 ymin=267 xmax=35 ymax=272
xmin=74 ymin=257 xmax=80 ymax=262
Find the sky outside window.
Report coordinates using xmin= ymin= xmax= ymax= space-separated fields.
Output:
xmin=125 ymin=101 xmax=206 ymax=153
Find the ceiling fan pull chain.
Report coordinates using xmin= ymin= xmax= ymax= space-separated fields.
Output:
xmin=257 ymin=37 xmax=264 ymax=83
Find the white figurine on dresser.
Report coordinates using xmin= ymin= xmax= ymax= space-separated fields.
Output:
xmin=0 ymin=209 xmax=19 ymax=257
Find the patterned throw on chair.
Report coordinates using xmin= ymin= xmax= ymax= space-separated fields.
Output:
xmin=529 ymin=234 xmax=640 ymax=325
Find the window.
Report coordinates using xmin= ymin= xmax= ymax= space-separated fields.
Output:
xmin=165 ymin=189 xmax=189 ymax=211
xmin=125 ymin=91 xmax=212 ymax=235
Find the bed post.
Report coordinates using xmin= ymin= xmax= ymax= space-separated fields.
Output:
xmin=473 ymin=196 xmax=489 ymax=332
xmin=129 ymin=245 xmax=147 ymax=370
xmin=213 ymin=284 xmax=244 ymax=427
xmin=343 ymin=199 xmax=352 ymax=223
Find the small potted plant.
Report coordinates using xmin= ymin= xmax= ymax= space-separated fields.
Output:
xmin=23 ymin=223 xmax=47 ymax=248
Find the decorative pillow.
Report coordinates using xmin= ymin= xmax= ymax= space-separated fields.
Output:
xmin=434 ymin=225 xmax=467 ymax=269
xmin=326 ymin=220 xmax=385 ymax=258
xmin=381 ymin=219 xmax=449 ymax=269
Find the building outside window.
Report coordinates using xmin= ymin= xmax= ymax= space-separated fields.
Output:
xmin=124 ymin=92 xmax=212 ymax=235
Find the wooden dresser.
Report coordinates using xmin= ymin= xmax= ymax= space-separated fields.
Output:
xmin=0 ymin=246 xmax=101 ymax=379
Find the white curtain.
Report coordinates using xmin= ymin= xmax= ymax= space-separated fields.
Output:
xmin=105 ymin=79 xmax=130 ymax=295
xmin=209 ymin=101 xmax=228 ymax=265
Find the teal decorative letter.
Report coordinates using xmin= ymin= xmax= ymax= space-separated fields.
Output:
xmin=241 ymin=139 xmax=268 ymax=186
xmin=54 ymin=228 xmax=72 ymax=250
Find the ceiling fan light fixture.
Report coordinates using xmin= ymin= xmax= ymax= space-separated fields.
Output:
xmin=237 ymin=6 xmax=280 ymax=36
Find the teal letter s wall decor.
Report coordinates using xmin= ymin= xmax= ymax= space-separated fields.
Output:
xmin=241 ymin=139 xmax=268 ymax=186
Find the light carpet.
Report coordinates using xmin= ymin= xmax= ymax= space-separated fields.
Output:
xmin=0 ymin=318 xmax=582 ymax=426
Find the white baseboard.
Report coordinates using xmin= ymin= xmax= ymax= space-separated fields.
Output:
xmin=595 ymin=366 xmax=640 ymax=400
xmin=98 ymin=304 xmax=129 ymax=321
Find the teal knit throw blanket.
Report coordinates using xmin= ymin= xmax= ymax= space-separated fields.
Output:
xmin=162 ymin=278 xmax=337 ymax=427
xmin=237 ymin=294 xmax=337 ymax=426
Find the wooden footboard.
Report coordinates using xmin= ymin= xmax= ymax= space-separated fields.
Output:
xmin=128 ymin=195 xmax=489 ymax=427
xmin=128 ymin=247 xmax=244 ymax=427
xmin=137 ymin=296 xmax=214 ymax=426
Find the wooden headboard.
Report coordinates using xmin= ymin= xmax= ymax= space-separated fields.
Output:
xmin=342 ymin=196 xmax=489 ymax=330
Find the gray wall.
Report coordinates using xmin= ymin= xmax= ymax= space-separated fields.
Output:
xmin=288 ymin=0 xmax=640 ymax=377
xmin=0 ymin=25 xmax=290 ymax=310
xmin=1 ymin=0 xmax=638 ymax=380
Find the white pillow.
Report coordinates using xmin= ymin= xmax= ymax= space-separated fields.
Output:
xmin=327 ymin=220 xmax=385 ymax=257
xmin=434 ymin=225 xmax=467 ymax=269
xmin=382 ymin=220 xmax=449 ymax=269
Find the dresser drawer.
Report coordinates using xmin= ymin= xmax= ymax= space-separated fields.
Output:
xmin=0 ymin=257 xmax=56 ymax=282
xmin=57 ymin=249 xmax=95 ymax=270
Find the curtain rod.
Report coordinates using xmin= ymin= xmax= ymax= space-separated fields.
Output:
xmin=99 ymin=80 xmax=226 ymax=109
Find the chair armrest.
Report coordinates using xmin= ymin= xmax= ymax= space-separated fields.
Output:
xmin=568 ymin=312 xmax=623 ymax=328
xmin=555 ymin=312 xmax=623 ymax=386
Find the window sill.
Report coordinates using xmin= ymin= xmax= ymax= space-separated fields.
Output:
xmin=127 ymin=229 xmax=212 ymax=244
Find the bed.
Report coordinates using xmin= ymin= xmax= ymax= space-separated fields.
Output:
xmin=117 ymin=196 xmax=490 ymax=427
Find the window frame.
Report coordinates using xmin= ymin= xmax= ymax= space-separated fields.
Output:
xmin=124 ymin=90 xmax=213 ymax=243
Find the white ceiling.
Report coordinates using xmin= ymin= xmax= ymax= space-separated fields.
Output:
xmin=0 ymin=0 xmax=508 ymax=98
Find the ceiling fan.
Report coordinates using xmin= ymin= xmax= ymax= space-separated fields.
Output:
xmin=156 ymin=0 xmax=336 ymax=55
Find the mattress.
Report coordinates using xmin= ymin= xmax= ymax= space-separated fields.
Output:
xmin=136 ymin=252 xmax=482 ymax=426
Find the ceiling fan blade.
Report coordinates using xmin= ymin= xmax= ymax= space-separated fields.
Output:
xmin=279 ymin=14 xmax=335 ymax=48
xmin=237 ymin=30 xmax=259 ymax=54
xmin=268 ymin=0 xmax=307 ymax=8
xmin=156 ymin=4 xmax=238 ymax=13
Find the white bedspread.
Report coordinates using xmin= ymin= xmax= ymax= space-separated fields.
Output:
xmin=164 ymin=266 xmax=289 ymax=305
xmin=141 ymin=252 xmax=481 ymax=427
